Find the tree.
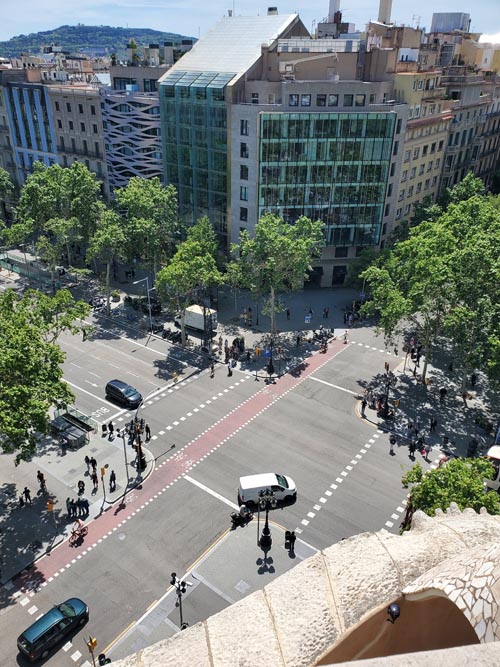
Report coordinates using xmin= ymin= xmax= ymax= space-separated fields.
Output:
xmin=439 ymin=172 xmax=485 ymax=208
xmin=401 ymin=459 xmax=500 ymax=525
xmin=156 ymin=238 xmax=222 ymax=346
xmin=0 ymin=289 xmax=90 ymax=462
xmin=16 ymin=161 xmax=101 ymax=246
xmin=115 ymin=177 xmax=180 ymax=278
xmin=186 ymin=215 xmax=218 ymax=262
xmin=87 ymin=207 xmax=127 ymax=315
xmin=0 ymin=166 xmax=14 ymax=223
xmin=229 ymin=214 xmax=324 ymax=333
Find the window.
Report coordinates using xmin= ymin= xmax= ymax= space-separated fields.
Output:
xmin=417 ymin=80 xmax=423 ymax=90
xmin=91 ymin=105 xmax=96 ymax=115
xmin=369 ymin=93 xmax=376 ymax=104
xmin=413 ymin=147 xmax=420 ymax=159
xmin=396 ymin=118 xmax=402 ymax=134
xmin=66 ymin=102 xmax=72 ymax=112
xmin=432 ymin=176 xmax=438 ymax=186
xmin=343 ymin=94 xmax=353 ymax=107
xmin=410 ymin=167 xmax=416 ymax=179
xmin=398 ymin=189 xmax=405 ymax=201
xmin=438 ymin=140 xmax=444 ymax=151
xmin=289 ymin=94 xmax=299 ymax=107
xmin=240 ymin=207 xmax=248 ymax=222
xmin=422 ymin=145 xmax=428 ymax=156
xmin=418 ymin=164 xmax=425 ymax=176
xmin=384 ymin=203 xmax=390 ymax=216
xmin=404 ymin=204 xmax=411 ymax=215
xmin=83 ymin=139 xmax=87 ymax=154
xmin=251 ymin=93 xmax=259 ymax=104
xmin=424 ymin=179 xmax=430 ymax=190
xmin=93 ymin=124 xmax=98 ymax=134
xmin=401 ymin=170 xmax=408 ymax=182
xmin=408 ymin=185 xmax=414 ymax=197
xmin=416 ymin=182 xmax=422 ymax=193
xmin=404 ymin=150 xmax=410 ymax=162
xmin=300 ymin=94 xmax=311 ymax=107
xmin=387 ymin=183 xmax=393 ymax=196
xmin=427 ymin=161 xmax=433 ymax=172
xmin=355 ymin=94 xmax=365 ymax=107
xmin=335 ymin=247 xmax=348 ymax=258
xmin=57 ymin=119 xmax=62 ymax=129
xmin=240 ymin=164 xmax=248 ymax=180
xmin=390 ymin=162 xmax=396 ymax=177
xmin=69 ymin=120 xmax=74 ymax=131
xmin=414 ymin=105 xmax=420 ymax=118
xmin=316 ymin=94 xmax=326 ymax=107
xmin=60 ymin=136 xmax=65 ymax=149
xmin=240 ymin=186 xmax=248 ymax=201
xmin=78 ymin=104 xmax=83 ymax=114
xmin=435 ymin=158 xmax=440 ymax=168
xmin=396 ymin=208 xmax=402 ymax=219
xmin=392 ymin=140 xmax=399 ymax=156
xmin=328 ymin=94 xmax=339 ymax=107
xmin=240 ymin=119 xmax=249 ymax=136
xmin=431 ymin=142 xmax=436 ymax=153
xmin=80 ymin=122 xmax=85 ymax=132
xmin=54 ymin=101 xmax=60 ymax=111
xmin=240 ymin=142 xmax=248 ymax=158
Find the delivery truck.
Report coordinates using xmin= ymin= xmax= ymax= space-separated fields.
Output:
xmin=174 ymin=304 xmax=218 ymax=332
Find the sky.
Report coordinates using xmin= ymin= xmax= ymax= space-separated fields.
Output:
xmin=0 ymin=0 xmax=499 ymax=44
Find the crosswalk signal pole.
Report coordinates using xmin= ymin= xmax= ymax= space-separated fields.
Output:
xmin=86 ymin=636 xmax=97 ymax=667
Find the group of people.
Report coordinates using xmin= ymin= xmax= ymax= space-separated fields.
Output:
xmin=18 ymin=471 xmax=47 ymax=507
xmin=66 ymin=495 xmax=90 ymax=518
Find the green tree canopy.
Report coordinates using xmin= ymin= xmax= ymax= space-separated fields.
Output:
xmin=0 ymin=166 xmax=14 ymax=224
xmin=402 ymin=458 xmax=500 ymax=520
xmin=114 ymin=177 xmax=180 ymax=277
xmin=0 ymin=289 xmax=90 ymax=462
xmin=16 ymin=161 xmax=102 ymax=243
xmin=229 ymin=213 xmax=324 ymax=333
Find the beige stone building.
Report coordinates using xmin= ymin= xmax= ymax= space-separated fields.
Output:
xmin=393 ymin=71 xmax=453 ymax=227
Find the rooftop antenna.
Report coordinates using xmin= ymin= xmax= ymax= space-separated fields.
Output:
xmin=412 ymin=14 xmax=421 ymax=28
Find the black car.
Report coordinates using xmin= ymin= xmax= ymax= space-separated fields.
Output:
xmin=105 ymin=379 xmax=143 ymax=408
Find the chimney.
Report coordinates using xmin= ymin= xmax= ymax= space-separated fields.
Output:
xmin=328 ymin=0 xmax=340 ymax=23
xmin=267 ymin=7 xmax=278 ymax=15
xmin=378 ymin=0 xmax=392 ymax=24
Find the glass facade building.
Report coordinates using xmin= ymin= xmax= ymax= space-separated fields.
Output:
xmin=259 ymin=112 xmax=396 ymax=247
xmin=160 ymin=70 xmax=235 ymax=236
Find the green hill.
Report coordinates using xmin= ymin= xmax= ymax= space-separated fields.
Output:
xmin=0 ymin=24 xmax=194 ymax=58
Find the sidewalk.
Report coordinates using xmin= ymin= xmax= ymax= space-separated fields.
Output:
xmin=0 ymin=428 xmax=154 ymax=585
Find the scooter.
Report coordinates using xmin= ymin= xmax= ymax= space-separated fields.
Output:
xmin=231 ymin=507 xmax=253 ymax=528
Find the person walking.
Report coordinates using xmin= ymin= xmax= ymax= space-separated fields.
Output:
xmin=289 ymin=531 xmax=296 ymax=553
xmin=343 ymin=330 xmax=348 ymax=344
xmin=109 ymin=470 xmax=116 ymax=492
xmin=210 ymin=361 xmax=215 ymax=379
xmin=81 ymin=496 xmax=89 ymax=517
xmin=23 ymin=487 xmax=32 ymax=505
xmin=409 ymin=440 xmax=416 ymax=459
xmin=424 ymin=442 xmax=432 ymax=461
xmin=84 ymin=455 xmax=91 ymax=473
xmin=361 ymin=398 xmax=367 ymax=418
xmin=66 ymin=497 xmax=72 ymax=519
xmin=108 ymin=421 xmax=114 ymax=439
xmin=296 ymin=335 xmax=301 ymax=348
xmin=145 ymin=423 xmax=151 ymax=441
xmin=76 ymin=497 xmax=84 ymax=518
xmin=37 ymin=470 xmax=47 ymax=493
xmin=462 ymin=391 xmax=468 ymax=408
xmin=430 ymin=417 xmax=438 ymax=433
xmin=70 ymin=498 xmax=77 ymax=518
xmin=91 ymin=471 xmax=98 ymax=492
xmin=90 ymin=457 xmax=97 ymax=474
xmin=286 ymin=308 xmax=291 ymax=320
xmin=227 ymin=361 xmax=233 ymax=377
xmin=389 ymin=434 xmax=396 ymax=455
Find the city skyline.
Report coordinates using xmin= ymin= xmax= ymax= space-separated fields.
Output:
xmin=1 ymin=0 xmax=499 ymax=45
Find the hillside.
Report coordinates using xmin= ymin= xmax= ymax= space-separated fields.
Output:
xmin=0 ymin=24 xmax=194 ymax=57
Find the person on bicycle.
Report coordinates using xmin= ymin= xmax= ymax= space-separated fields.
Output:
xmin=72 ymin=519 xmax=85 ymax=537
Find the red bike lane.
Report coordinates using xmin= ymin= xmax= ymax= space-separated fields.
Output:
xmin=15 ymin=338 xmax=348 ymax=592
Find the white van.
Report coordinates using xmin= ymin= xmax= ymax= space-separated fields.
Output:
xmin=484 ymin=446 xmax=500 ymax=492
xmin=238 ymin=473 xmax=297 ymax=506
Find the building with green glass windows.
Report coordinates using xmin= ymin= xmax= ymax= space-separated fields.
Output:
xmin=159 ymin=10 xmax=407 ymax=285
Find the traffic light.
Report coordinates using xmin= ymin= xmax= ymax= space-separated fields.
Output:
xmin=86 ymin=636 xmax=97 ymax=652
xmin=100 ymin=467 xmax=106 ymax=478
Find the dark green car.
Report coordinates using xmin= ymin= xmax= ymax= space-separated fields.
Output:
xmin=17 ymin=597 xmax=89 ymax=662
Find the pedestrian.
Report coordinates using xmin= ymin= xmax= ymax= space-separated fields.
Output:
xmin=348 ymin=314 xmax=354 ymax=328
xmin=90 ymin=457 xmax=97 ymax=474
xmin=430 ymin=417 xmax=438 ymax=433
xmin=81 ymin=496 xmax=89 ymax=516
xmin=66 ymin=497 xmax=71 ymax=518
xmin=109 ymin=470 xmax=116 ymax=492
xmin=343 ymin=330 xmax=348 ymax=344
xmin=145 ymin=423 xmax=151 ymax=441
xmin=389 ymin=434 xmax=396 ymax=455
xmin=84 ymin=455 xmax=91 ymax=473
xmin=108 ymin=421 xmax=114 ymax=439
xmin=210 ymin=361 xmax=215 ymax=378
xmin=286 ymin=308 xmax=291 ymax=320
xmin=227 ymin=361 xmax=233 ymax=377
xmin=289 ymin=530 xmax=296 ymax=553
xmin=37 ymin=470 xmax=46 ymax=493
xmin=439 ymin=387 xmax=447 ymax=404
xmin=296 ymin=335 xmax=300 ymax=347
xmin=68 ymin=498 xmax=75 ymax=517
xmin=76 ymin=497 xmax=84 ymax=517
xmin=424 ymin=442 xmax=432 ymax=461
xmin=409 ymin=441 xmax=416 ymax=459
xmin=361 ymin=398 xmax=367 ymax=417
xmin=91 ymin=472 xmax=98 ymax=491
xmin=23 ymin=487 xmax=31 ymax=504
xmin=462 ymin=391 xmax=468 ymax=408
xmin=322 ymin=307 xmax=327 ymax=319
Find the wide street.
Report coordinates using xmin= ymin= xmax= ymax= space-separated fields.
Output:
xmin=0 ymin=297 xmax=435 ymax=667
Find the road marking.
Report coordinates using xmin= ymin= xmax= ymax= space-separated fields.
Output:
xmin=62 ymin=641 xmax=72 ymax=652
xmin=88 ymin=371 xmax=101 ymax=378
xmin=385 ymin=521 xmax=394 ymax=528
xmin=70 ymin=362 xmax=82 ymax=369
xmin=28 ymin=605 xmax=38 ymax=614
xmin=307 ymin=376 xmax=358 ymax=396
xmin=71 ymin=650 xmax=82 ymax=661
xmin=183 ymin=475 xmax=239 ymax=510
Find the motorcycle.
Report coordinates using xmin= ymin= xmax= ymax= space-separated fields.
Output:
xmin=231 ymin=507 xmax=253 ymax=528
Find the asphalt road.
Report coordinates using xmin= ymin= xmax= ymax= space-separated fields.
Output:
xmin=3 ymin=323 xmax=431 ymax=667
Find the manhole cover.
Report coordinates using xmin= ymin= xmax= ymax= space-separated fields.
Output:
xmin=117 ymin=533 xmax=127 ymax=540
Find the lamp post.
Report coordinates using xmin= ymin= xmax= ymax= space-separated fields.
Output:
xmin=258 ymin=488 xmax=277 ymax=551
xmin=267 ymin=337 xmax=275 ymax=382
xmin=170 ymin=573 xmax=189 ymax=630
xmin=118 ymin=428 xmax=130 ymax=494
xmin=133 ymin=276 xmax=153 ymax=333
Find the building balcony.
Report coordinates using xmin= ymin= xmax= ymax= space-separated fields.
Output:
xmin=57 ymin=146 xmax=101 ymax=159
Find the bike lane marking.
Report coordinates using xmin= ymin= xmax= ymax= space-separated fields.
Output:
xmin=14 ymin=339 xmax=347 ymax=593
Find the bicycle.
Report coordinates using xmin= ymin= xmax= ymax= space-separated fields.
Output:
xmin=69 ymin=522 xmax=88 ymax=546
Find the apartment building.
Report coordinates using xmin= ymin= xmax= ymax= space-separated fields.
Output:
xmin=0 ymin=69 xmax=22 ymax=185
xmin=393 ymin=70 xmax=453 ymax=223
xmin=159 ymin=11 xmax=407 ymax=286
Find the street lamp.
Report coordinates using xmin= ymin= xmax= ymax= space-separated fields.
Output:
xmin=117 ymin=428 xmax=130 ymax=495
xmin=133 ymin=276 xmax=153 ymax=333
xmin=258 ymin=488 xmax=277 ymax=551
xmin=170 ymin=572 xmax=190 ymax=630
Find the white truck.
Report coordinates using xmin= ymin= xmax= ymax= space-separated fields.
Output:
xmin=174 ymin=304 xmax=218 ymax=332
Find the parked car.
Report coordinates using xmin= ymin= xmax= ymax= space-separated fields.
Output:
xmin=105 ymin=379 xmax=143 ymax=408
xmin=17 ymin=597 xmax=89 ymax=662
